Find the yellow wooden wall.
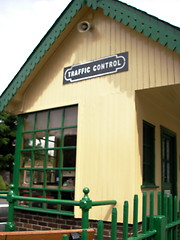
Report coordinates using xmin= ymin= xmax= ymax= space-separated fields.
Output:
xmin=16 ymin=8 xmax=180 ymax=222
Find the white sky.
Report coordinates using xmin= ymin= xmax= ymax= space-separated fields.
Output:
xmin=0 ymin=0 xmax=179 ymax=95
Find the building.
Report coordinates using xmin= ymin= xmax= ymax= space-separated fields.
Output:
xmin=0 ymin=0 xmax=179 ymax=231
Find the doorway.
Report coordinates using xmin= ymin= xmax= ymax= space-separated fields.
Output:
xmin=161 ymin=127 xmax=177 ymax=196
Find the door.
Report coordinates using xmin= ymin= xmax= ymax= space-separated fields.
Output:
xmin=161 ymin=127 xmax=177 ymax=196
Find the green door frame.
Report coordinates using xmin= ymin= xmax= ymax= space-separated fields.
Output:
xmin=161 ymin=126 xmax=177 ymax=196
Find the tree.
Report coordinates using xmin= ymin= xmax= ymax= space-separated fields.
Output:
xmin=0 ymin=112 xmax=17 ymax=172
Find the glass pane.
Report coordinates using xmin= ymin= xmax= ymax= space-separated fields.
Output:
xmin=46 ymin=170 xmax=59 ymax=188
xmin=64 ymin=128 xmax=77 ymax=146
xmin=163 ymin=162 xmax=167 ymax=183
xmin=48 ymin=130 xmax=61 ymax=148
xmin=49 ymin=109 xmax=63 ymax=128
xmin=34 ymin=151 xmax=46 ymax=167
xmin=61 ymin=192 xmax=74 ymax=211
xmin=32 ymin=170 xmax=44 ymax=185
xmin=63 ymin=149 xmax=76 ymax=167
xmin=20 ymin=170 xmax=30 ymax=187
xmin=36 ymin=111 xmax=48 ymax=130
xmin=62 ymin=170 xmax=75 ymax=190
xmin=19 ymin=190 xmax=30 ymax=207
xmin=46 ymin=191 xmax=58 ymax=210
xmin=47 ymin=150 xmax=60 ymax=168
xmin=23 ymin=114 xmax=35 ymax=131
xmin=64 ymin=106 xmax=77 ymax=127
xmin=166 ymin=139 xmax=170 ymax=161
xmin=22 ymin=133 xmax=33 ymax=149
xmin=35 ymin=131 xmax=46 ymax=148
xmin=32 ymin=190 xmax=43 ymax=208
xmin=167 ymin=163 xmax=170 ymax=183
xmin=21 ymin=151 xmax=32 ymax=168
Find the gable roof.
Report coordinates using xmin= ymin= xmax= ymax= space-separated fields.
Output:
xmin=0 ymin=0 xmax=179 ymax=113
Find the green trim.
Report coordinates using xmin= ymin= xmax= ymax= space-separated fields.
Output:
xmin=0 ymin=0 xmax=179 ymax=112
xmin=141 ymin=185 xmax=159 ymax=189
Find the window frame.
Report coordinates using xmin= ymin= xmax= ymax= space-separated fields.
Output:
xmin=13 ymin=105 xmax=78 ymax=216
xmin=141 ymin=120 xmax=158 ymax=189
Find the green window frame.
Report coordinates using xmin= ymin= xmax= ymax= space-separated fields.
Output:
xmin=13 ymin=105 xmax=78 ymax=216
xmin=142 ymin=121 xmax=156 ymax=188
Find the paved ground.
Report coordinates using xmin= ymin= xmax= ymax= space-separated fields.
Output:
xmin=0 ymin=198 xmax=8 ymax=231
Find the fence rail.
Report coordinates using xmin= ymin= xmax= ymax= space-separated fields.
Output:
xmin=0 ymin=185 xmax=180 ymax=240
xmin=0 ymin=185 xmax=116 ymax=232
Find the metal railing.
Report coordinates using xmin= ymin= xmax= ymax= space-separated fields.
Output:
xmin=0 ymin=185 xmax=116 ymax=232
xmin=96 ymin=191 xmax=180 ymax=240
xmin=1 ymin=186 xmax=180 ymax=240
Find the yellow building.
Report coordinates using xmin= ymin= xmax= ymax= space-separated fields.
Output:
xmin=0 ymin=0 xmax=179 ymax=228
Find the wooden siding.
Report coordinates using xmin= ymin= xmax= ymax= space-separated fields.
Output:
xmin=10 ymin=8 xmax=180 ymax=114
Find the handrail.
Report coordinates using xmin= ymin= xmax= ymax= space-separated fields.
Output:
xmin=0 ymin=185 xmax=117 ymax=232
xmin=15 ymin=196 xmax=80 ymax=206
xmin=0 ymin=191 xmax=9 ymax=195
xmin=92 ymin=200 xmax=117 ymax=206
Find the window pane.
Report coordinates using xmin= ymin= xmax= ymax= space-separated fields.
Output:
xmin=23 ymin=114 xmax=35 ymax=131
xmin=143 ymin=121 xmax=155 ymax=185
xmin=48 ymin=150 xmax=60 ymax=168
xmin=46 ymin=191 xmax=58 ymax=210
xmin=19 ymin=190 xmax=30 ymax=207
xmin=63 ymin=149 xmax=76 ymax=167
xmin=20 ymin=170 xmax=30 ymax=187
xmin=21 ymin=152 xmax=32 ymax=168
xmin=23 ymin=133 xmax=33 ymax=149
xmin=64 ymin=128 xmax=77 ymax=146
xmin=61 ymin=192 xmax=74 ymax=211
xmin=35 ymin=131 xmax=46 ymax=148
xmin=62 ymin=170 xmax=75 ymax=189
xmin=48 ymin=130 xmax=61 ymax=148
xmin=34 ymin=152 xmax=46 ymax=168
xmin=46 ymin=170 xmax=59 ymax=188
xmin=49 ymin=109 xmax=63 ymax=128
xmin=64 ymin=106 xmax=77 ymax=127
xmin=36 ymin=111 xmax=48 ymax=130
xmin=32 ymin=190 xmax=43 ymax=208
xmin=32 ymin=170 xmax=44 ymax=185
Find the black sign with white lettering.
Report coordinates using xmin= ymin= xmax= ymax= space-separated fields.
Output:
xmin=63 ymin=52 xmax=128 ymax=84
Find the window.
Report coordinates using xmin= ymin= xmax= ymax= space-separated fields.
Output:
xmin=17 ymin=105 xmax=77 ymax=215
xmin=142 ymin=121 xmax=155 ymax=186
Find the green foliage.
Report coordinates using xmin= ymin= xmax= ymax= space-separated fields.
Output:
xmin=0 ymin=175 xmax=9 ymax=190
xmin=0 ymin=112 xmax=17 ymax=172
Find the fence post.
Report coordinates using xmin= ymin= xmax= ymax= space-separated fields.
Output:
xmin=153 ymin=215 xmax=167 ymax=240
xmin=80 ymin=188 xmax=92 ymax=229
xmin=97 ymin=220 xmax=104 ymax=240
xmin=5 ymin=184 xmax=15 ymax=231
xmin=122 ymin=201 xmax=128 ymax=240
xmin=111 ymin=208 xmax=117 ymax=240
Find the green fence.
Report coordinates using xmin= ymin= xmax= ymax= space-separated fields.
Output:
xmin=0 ymin=185 xmax=116 ymax=232
xmin=0 ymin=186 xmax=180 ymax=240
xmin=122 ymin=191 xmax=180 ymax=240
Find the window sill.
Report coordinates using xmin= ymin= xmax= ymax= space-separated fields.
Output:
xmin=141 ymin=185 xmax=159 ymax=189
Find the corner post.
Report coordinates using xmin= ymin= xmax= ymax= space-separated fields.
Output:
xmin=80 ymin=188 xmax=92 ymax=229
xmin=5 ymin=184 xmax=15 ymax=231
xmin=153 ymin=215 xmax=167 ymax=240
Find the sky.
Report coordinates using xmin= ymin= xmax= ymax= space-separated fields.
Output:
xmin=0 ymin=0 xmax=179 ymax=95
